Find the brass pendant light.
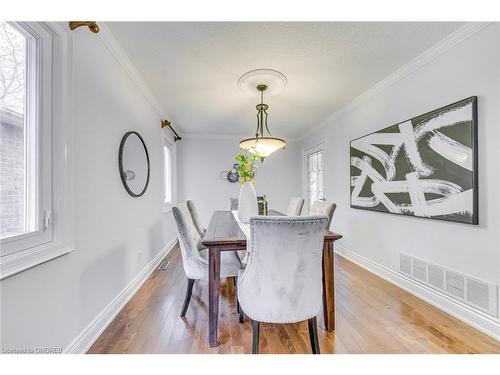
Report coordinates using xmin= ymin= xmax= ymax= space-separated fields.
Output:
xmin=239 ymin=84 xmax=286 ymax=159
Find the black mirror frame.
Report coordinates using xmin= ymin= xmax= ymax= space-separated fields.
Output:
xmin=118 ymin=131 xmax=150 ymax=198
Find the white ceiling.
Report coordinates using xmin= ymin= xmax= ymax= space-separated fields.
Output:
xmin=107 ymin=22 xmax=464 ymax=139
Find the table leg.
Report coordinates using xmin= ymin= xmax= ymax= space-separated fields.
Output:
xmin=322 ymin=239 xmax=335 ymax=331
xmin=208 ymin=246 xmax=221 ymax=347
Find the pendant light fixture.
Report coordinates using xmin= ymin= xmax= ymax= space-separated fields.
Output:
xmin=239 ymin=83 xmax=286 ymax=159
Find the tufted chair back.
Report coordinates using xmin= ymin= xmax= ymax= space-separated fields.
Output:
xmin=238 ymin=215 xmax=327 ymax=323
xmin=172 ymin=205 xmax=208 ymax=280
xmin=287 ymin=197 xmax=305 ymax=216
xmin=309 ymin=201 xmax=337 ymax=229
xmin=186 ymin=200 xmax=206 ymax=237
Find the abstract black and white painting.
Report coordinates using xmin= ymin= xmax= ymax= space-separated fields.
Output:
xmin=350 ymin=97 xmax=478 ymax=224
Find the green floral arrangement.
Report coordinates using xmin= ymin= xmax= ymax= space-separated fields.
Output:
xmin=234 ymin=151 xmax=260 ymax=184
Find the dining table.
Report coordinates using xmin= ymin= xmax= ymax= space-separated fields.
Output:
xmin=201 ymin=209 xmax=343 ymax=347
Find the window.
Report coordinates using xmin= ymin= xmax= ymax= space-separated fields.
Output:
xmin=163 ymin=137 xmax=176 ymax=212
xmin=1 ymin=22 xmax=30 ymax=240
xmin=0 ymin=22 xmax=73 ymax=279
xmin=164 ymin=145 xmax=172 ymax=204
xmin=304 ymin=143 xmax=325 ymax=210
xmin=1 ymin=22 xmax=53 ymax=255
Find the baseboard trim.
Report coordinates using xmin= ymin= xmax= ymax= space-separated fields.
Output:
xmin=335 ymin=244 xmax=500 ymax=342
xmin=64 ymin=237 xmax=178 ymax=353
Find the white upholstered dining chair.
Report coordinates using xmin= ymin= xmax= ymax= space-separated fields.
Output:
xmin=287 ymin=197 xmax=305 ymax=216
xmin=237 ymin=215 xmax=328 ymax=354
xmin=309 ymin=200 xmax=337 ymax=229
xmin=172 ymin=204 xmax=243 ymax=317
xmin=186 ymin=199 xmax=206 ymax=237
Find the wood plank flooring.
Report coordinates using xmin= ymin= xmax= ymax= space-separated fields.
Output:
xmin=88 ymin=245 xmax=500 ymax=354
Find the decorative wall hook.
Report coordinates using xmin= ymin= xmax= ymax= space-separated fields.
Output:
xmin=161 ymin=120 xmax=182 ymax=142
xmin=69 ymin=21 xmax=100 ymax=33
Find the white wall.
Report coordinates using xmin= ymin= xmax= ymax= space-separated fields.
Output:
xmin=300 ymin=24 xmax=500 ymax=330
xmin=2 ymin=22 xmax=498 ymax=351
xmin=178 ymin=137 xmax=301 ymax=225
xmin=0 ymin=28 xmax=177 ymax=350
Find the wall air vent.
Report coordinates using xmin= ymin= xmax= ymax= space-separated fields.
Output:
xmin=428 ymin=264 xmax=445 ymax=291
xmin=466 ymin=278 xmax=494 ymax=313
xmin=412 ymin=258 xmax=427 ymax=282
xmin=445 ymin=271 xmax=465 ymax=299
xmin=399 ymin=253 xmax=498 ymax=317
xmin=399 ymin=254 xmax=412 ymax=275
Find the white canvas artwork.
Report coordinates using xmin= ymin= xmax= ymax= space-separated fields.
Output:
xmin=350 ymin=97 xmax=478 ymax=224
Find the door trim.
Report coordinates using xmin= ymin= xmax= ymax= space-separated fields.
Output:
xmin=302 ymin=142 xmax=326 ymax=211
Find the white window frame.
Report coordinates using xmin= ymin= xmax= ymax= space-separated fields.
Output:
xmin=0 ymin=22 xmax=74 ymax=279
xmin=302 ymin=142 xmax=326 ymax=211
xmin=162 ymin=134 xmax=177 ymax=213
xmin=1 ymin=22 xmax=53 ymax=254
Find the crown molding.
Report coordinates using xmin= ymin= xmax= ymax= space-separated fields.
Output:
xmin=97 ymin=23 xmax=180 ymax=130
xmin=298 ymin=22 xmax=491 ymax=141
xmin=182 ymin=132 xmax=244 ymax=141
xmin=96 ymin=22 xmax=489 ymax=142
xmin=181 ymin=132 xmax=298 ymax=142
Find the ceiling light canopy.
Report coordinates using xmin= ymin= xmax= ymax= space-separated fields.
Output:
xmin=238 ymin=70 xmax=287 ymax=159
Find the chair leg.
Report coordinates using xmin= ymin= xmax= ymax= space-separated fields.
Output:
xmin=307 ymin=317 xmax=320 ymax=354
xmin=251 ymin=320 xmax=260 ymax=354
xmin=235 ymin=279 xmax=245 ymax=323
xmin=237 ymin=301 xmax=244 ymax=323
xmin=234 ymin=276 xmax=244 ymax=323
xmin=180 ymin=278 xmax=195 ymax=317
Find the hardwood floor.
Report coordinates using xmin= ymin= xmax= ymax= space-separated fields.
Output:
xmin=88 ymin=245 xmax=500 ymax=354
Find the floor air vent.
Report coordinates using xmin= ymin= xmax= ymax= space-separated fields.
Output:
xmin=157 ymin=260 xmax=170 ymax=271
xmin=399 ymin=253 xmax=498 ymax=317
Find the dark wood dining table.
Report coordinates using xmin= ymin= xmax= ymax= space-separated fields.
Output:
xmin=201 ymin=210 xmax=343 ymax=347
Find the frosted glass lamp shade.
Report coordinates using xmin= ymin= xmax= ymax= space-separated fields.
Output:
xmin=239 ymin=137 xmax=286 ymax=158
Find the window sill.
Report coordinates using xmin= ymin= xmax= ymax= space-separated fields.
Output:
xmin=0 ymin=241 xmax=73 ymax=280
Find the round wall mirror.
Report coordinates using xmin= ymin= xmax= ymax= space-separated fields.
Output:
xmin=118 ymin=131 xmax=150 ymax=197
